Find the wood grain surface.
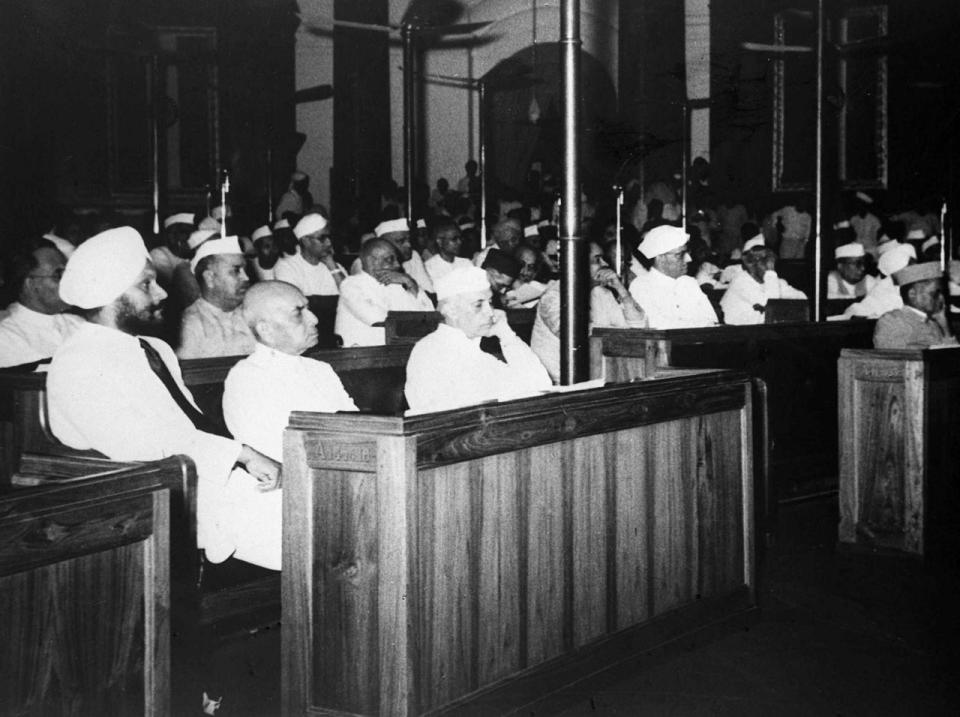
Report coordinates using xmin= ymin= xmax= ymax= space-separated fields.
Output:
xmin=283 ymin=372 xmax=754 ymax=715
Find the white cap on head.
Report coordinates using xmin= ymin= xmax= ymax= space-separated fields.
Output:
xmin=742 ymin=234 xmax=765 ymax=252
xmin=252 ymin=225 xmax=273 ymax=242
xmin=833 ymin=220 xmax=851 ymax=230
xmin=906 ymin=228 xmax=926 ymax=240
xmin=835 ymin=243 xmax=865 ymax=259
xmin=436 ymin=266 xmax=490 ymax=302
xmin=59 ymin=227 xmax=149 ymax=309
xmin=855 ymin=191 xmax=873 ymax=204
xmin=190 ymin=236 xmax=244 ymax=272
xmin=374 ymin=218 xmax=410 ymax=237
xmin=524 ymin=225 xmax=540 ymax=238
xmin=291 ymin=171 xmax=307 ymax=182
xmin=922 ymin=236 xmax=940 ymax=253
xmin=198 ymin=216 xmax=220 ymax=231
xmin=42 ymin=232 xmax=75 ymax=258
xmin=164 ymin=212 xmax=195 ymax=229
xmin=638 ymin=225 xmax=688 ymax=259
xmin=294 ymin=213 xmax=328 ymax=239
xmin=878 ymin=244 xmax=915 ymax=277
xmin=273 ymin=218 xmax=290 ymax=230
xmin=188 ymin=228 xmax=218 ymax=250
xmin=416 ymin=219 xmax=426 ymax=229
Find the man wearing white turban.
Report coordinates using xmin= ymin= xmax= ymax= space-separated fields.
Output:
xmin=47 ymin=226 xmax=284 ymax=570
xmin=404 ymin=266 xmax=551 ymax=413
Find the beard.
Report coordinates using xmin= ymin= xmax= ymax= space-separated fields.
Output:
xmin=114 ymin=294 xmax=165 ymax=336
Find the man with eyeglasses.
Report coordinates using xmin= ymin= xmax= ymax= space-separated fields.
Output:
xmin=0 ymin=240 xmax=83 ymax=368
xmin=628 ymin=225 xmax=719 ymax=328
xmin=827 ymin=242 xmax=877 ymax=298
xmin=273 ymin=213 xmax=346 ymax=298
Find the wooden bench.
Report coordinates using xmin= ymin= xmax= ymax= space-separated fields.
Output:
xmin=591 ymin=321 xmax=877 ymax=531
xmin=281 ymin=369 xmax=756 ymax=715
xmin=1 ymin=345 xmax=413 ymax=487
xmin=838 ymin=347 xmax=960 ymax=558
xmin=0 ymin=456 xmax=188 ymax=716
xmin=384 ymin=308 xmax=537 ymax=345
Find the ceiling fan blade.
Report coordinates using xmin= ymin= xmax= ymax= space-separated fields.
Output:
xmin=416 ymin=21 xmax=492 ymax=37
xmin=297 ymin=13 xmax=397 ymax=35
xmin=293 ymin=85 xmax=334 ymax=103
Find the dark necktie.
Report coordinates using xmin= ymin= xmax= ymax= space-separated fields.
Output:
xmin=138 ymin=338 xmax=230 ymax=438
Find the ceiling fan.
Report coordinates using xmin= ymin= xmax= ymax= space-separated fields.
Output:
xmin=297 ymin=0 xmax=492 ymax=220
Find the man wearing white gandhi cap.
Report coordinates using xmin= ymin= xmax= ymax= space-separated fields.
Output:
xmin=47 ymin=226 xmax=284 ymax=570
xmin=273 ymin=212 xmax=345 ymax=298
xmin=177 ymin=236 xmax=256 ymax=359
xmin=720 ymin=234 xmax=806 ymax=325
xmin=827 ymin=242 xmax=877 ymax=298
xmin=842 ymin=242 xmax=916 ymax=319
xmin=404 ymin=266 xmax=551 ymax=414
xmin=627 ymin=224 xmax=719 ymax=328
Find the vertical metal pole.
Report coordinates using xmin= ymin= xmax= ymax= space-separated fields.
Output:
xmin=266 ymin=148 xmax=274 ymax=224
xmin=479 ymin=80 xmax=488 ymax=248
xmin=940 ymin=200 xmax=948 ymax=271
xmin=560 ymin=0 xmax=587 ymax=385
xmin=680 ymin=102 xmax=688 ymax=230
xmin=151 ymin=54 xmax=161 ymax=236
xmin=402 ymin=24 xmax=416 ymax=220
xmin=813 ymin=0 xmax=824 ymax=322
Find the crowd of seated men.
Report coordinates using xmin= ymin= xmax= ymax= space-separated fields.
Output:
xmin=1 ymin=164 xmax=958 ymax=574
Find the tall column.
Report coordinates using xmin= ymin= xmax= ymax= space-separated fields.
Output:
xmin=684 ymin=0 xmax=711 ymax=161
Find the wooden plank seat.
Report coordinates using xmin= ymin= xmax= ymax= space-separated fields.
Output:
xmin=281 ymin=369 xmax=756 ymax=715
xmin=591 ymin=321 xmax=877 ymax=527
xmin=838 ymin=347 xmax=960 ymax=559
xmin=0 ymin=456 xmax=188 ymax=716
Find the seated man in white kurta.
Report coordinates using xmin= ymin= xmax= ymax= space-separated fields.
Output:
xmin=273 ymin=213 xmax=346 ymax=297
xmin=827 ymin=242 xmax=878 ymax=298
xmin=531 ymin=242 xmax=646 ymax=382
xmin=223 ymin=282 xmax=357 ymax=463
xmin=177 ymin=236 xmax=256 ymax=358
xmin=841 ymin=242 xmax=916 ymax=319
xmin=424 ymin=218 xmax=472 ymax=286
xmin=628 ymin=225 xmax=719 ymax=328
xmin=0 ymin=241 xmax=83 ymax=368
xmin=335 ymin=238 xmax=434 ymax=346
xmin=47 ymin=227 xmax=283 ymax=570
xmin=720 ymin=235 xmax=807 ymax=325
xmin=405 ymin=266 xmax=551 ymax=414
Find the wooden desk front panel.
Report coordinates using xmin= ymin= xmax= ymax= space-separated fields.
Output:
xmin=284 ymin=386 xmax=750 ymax=716
xmin=0 ymin=462 xmax=178 ymax=716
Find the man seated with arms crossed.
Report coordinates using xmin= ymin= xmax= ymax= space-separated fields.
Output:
xmin=720 ymin=234 xmax=806 ymax=324
xmin=0 ymin=240 xmax=82 ymax=368
xmin=335 ymin=238 xmax=434 ymax=346
xmin=405 ymin=266 xmax=551 ymax=413
xmin=223 ymin=281 xmax=357 ymax=464
xmin=47 ymin=227 xmax=283 ymax=570
xmin=874 ymin=262 xmax=958 ymax=349
xmin=628 ymin=225 xmax=719 ymax=328
xmin=177 ymin=236 xmax=256 ymax=358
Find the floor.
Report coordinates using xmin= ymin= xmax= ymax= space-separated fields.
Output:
xmin=182 ymin=499 xmax=960 ymax=716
